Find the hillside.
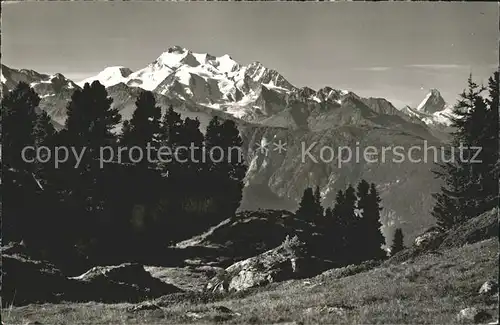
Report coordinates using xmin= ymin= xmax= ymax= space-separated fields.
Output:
xmin=3 ymin=208 xmax=498 ymax=325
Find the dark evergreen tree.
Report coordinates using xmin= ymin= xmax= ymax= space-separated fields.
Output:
xmin=1 ymin=82 xmax=40 ymax=244
xmin=111 ymin=91 xmax=163 ymax=254
xmin=1 ymin=82 xmax=38 ymax=171
xmin=159 ymin=105 xmax=183 ymax=177
xmin=432 ymin=73 xmax=499 ymax=229
xmin=313 ymin=186 xmax=325 ymax=221
xmin=325 ymin=189 xmax=346 ymax=261
xmin=62 ymin=81 xmax=121 ymax=258
xmin=341 ymin=185 xmax=358 ymax=263
xmin=204 ymin=117 xmax=246 ymax=221
xmin=390 ymin=228 xmax=405 ymax=256
xmin=481 ymin=72 xmax=499 ymax=210
xmin=296 ymin=187 xmax=316 ymax=223
xmin=353 ymin=179 xmax=371 ymax=260
xmin=363 ymin=183 xmax=387 ymax=260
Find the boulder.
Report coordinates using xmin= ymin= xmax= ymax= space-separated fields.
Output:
xmin=457 ymin=307 xmax=492 ymax=324
xmin=1 ymin=254 xmax=70 ymax=306
xmin=184 ymin=305 xmax=240 ymax=322
xmin=69 ymin=263 xmax=182 ymax=303
xmin=413 ymin=227 xmax=443 ymax=249
xmin=479 ymin=281 xmax=499 ymax=295
xmin=176 ymin=210 xmax=319 ymax=267
xmin=2 ymin=254 xmax=183 ymax=306
xmin=206 ymin=236 xmax=331 ymax=293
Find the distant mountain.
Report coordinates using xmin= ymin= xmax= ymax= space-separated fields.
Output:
xmin=78 ymin=66 xmax=133 ymax=88
xmin=401 ymin=89 xmax=456 ymax=128
xmin=416 ymin=89 xmax=446 ymax=114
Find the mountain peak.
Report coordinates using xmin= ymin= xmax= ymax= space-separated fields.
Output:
xmin=416 ymin=88 xmax=446 ymax=114
xmin=78 ymin=66 xmax=133 ymax=88
xmin=166 ymin=45 xmax=188 ymax=54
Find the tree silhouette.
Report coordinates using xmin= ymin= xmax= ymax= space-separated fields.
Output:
xmin=432 ymin=73 xmax=499 ymax=229
xmin=63 ymin=81 xmax=121 ymax=258
xmin=296 ymin=187 xmax=316 ymax=223
xmin=1 ymin=82 xmax=40 ymax=244
xmin=390 ymin=228 xmax=405 ymax=256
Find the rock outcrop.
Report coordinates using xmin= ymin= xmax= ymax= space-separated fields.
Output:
xmin=1 ymin=254 xmax=182 ymax=306
xmin=206 ymin=235 xmax=331 ymax=293
xmin=68 ymin=263 xmax=182 ymax=303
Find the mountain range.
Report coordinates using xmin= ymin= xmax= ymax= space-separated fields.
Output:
xmin=1 ymin=46 xmax=458 ymax=244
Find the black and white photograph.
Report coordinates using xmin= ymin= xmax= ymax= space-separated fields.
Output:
xmin=0 ymin=1 xmax=498 ymax=324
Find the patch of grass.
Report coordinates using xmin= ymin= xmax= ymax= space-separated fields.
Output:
xmin=3 ymin=239 xmax=498 ymax=324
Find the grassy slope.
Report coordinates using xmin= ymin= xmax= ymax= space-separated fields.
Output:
xmin=3 ymin=238 xmax=498 ymax=325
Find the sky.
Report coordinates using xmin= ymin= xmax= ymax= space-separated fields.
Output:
xmin=2 ymin=1 xmax=498 ymax=108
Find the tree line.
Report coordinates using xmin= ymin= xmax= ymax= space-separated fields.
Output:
xmin=294 ymin=180 xmax=398 ymax=266
xmin=1 ymin=81 xmax=246 ymax=266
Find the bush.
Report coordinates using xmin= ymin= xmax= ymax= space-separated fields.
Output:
xmin=282 ymin=234 xmax=308 ymax=257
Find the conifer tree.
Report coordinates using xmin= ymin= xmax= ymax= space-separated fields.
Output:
xmin=313 ymin=186 xmax=325 ymax=222
xmin=159 ymin=105 xmax=183 ymax=177
xmin=296 ymin=187 xmax=316 ymax=223
xmin=341 ymin=185 xmax=358 ymax=263
xmin=63 ymin=81 xmax=121 ymax=254
xmin=1 ymin=82 xmax=39 ymax=171
xmin=354 ymin=179 xmax=371 ymax=260
xmin=204 ymin=117 xmax=246 ymax=219
xmin=1 ymin=82 xmax=40 ymax=243
xmin=481 ymin=72 xmax=499 ymax=210
xmin=121 ymin=90 xmax=161 ymax=167
xmin=363 ymin=183 xmax=387 ymax=260
xmin=32 ymin=111 xmax=57 ymax=189
xmin=432 ymin=73 xmax=499 ymax=229
xmin=326 ymin=189 xmax=346 ymax=260
xmin=390 ymin=228 xmax=405 ymax=256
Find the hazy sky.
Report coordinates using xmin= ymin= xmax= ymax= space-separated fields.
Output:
xmin=2 ymin=1 xmax=498 ymax=107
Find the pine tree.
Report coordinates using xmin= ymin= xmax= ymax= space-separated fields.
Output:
xmin=1 ymin=82 xmax=39 ymax=171
xmin=481 ymin=72 xmax=499 ymax=210
xmin=326 ymin=189 xmax=346 ymax=261
xmin=159 ymin=105 xmax=183 ymax=177
xmin=121 ymin=90 xmax=161 ymax=167
xmin=176 ymin=116 xmax=209 ymax=226
xmin=1 ymin=82 xmax=40 ymax=243
xmin=341 ymin=185 xmax=358 ymax=263
xmin=354 ymin=179 xmax=371 ymax=260
xmin=363 ymin=183 xmax=387 ymax=260
xmin=32 ymin=110 xmax=56 ymax=187
xmin=313 ymin=186 xmax=325 ymax=222
xmin=390 ymin=228 xmax=405 ymax=256
xmin=62 ymin=81 xmax=121 ymax=255
xmin=204 ymin=117 xmax=246 ymax=220
xmin=296 ymin=187 xmax=316 ymax=223
xmin=432 ymin=73 xmax=499 ymax=229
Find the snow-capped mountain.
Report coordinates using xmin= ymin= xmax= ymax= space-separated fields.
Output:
xmin=78 ymin=66 xmax=133 ymax=88
xmin=2 ymin=47 xmax=456 ymax=130
xmin=77 ymin=46 xmax=302 ymax=120
xmin=400 ymin=89 xmax=456 ymax=127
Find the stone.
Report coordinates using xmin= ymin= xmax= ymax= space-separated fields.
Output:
xmin=479 ymin=281 xmax=498 ymax=295
xmin=457 ymin=307 xmax=492 ymax=324
xmin=206 ymin=239 xmax=331 ymax=293
xmin=69 ymin=263 xmax=182 ymax=303
xmin=304 ymin=305 xmax=349 ymax=318
xmin=2 ymin=254 xmax=69 ymax=306
xmin=414 ymin=229 xmax=442 ymax=248
xmin=127 ymin=301 xmax=162 ymax=312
